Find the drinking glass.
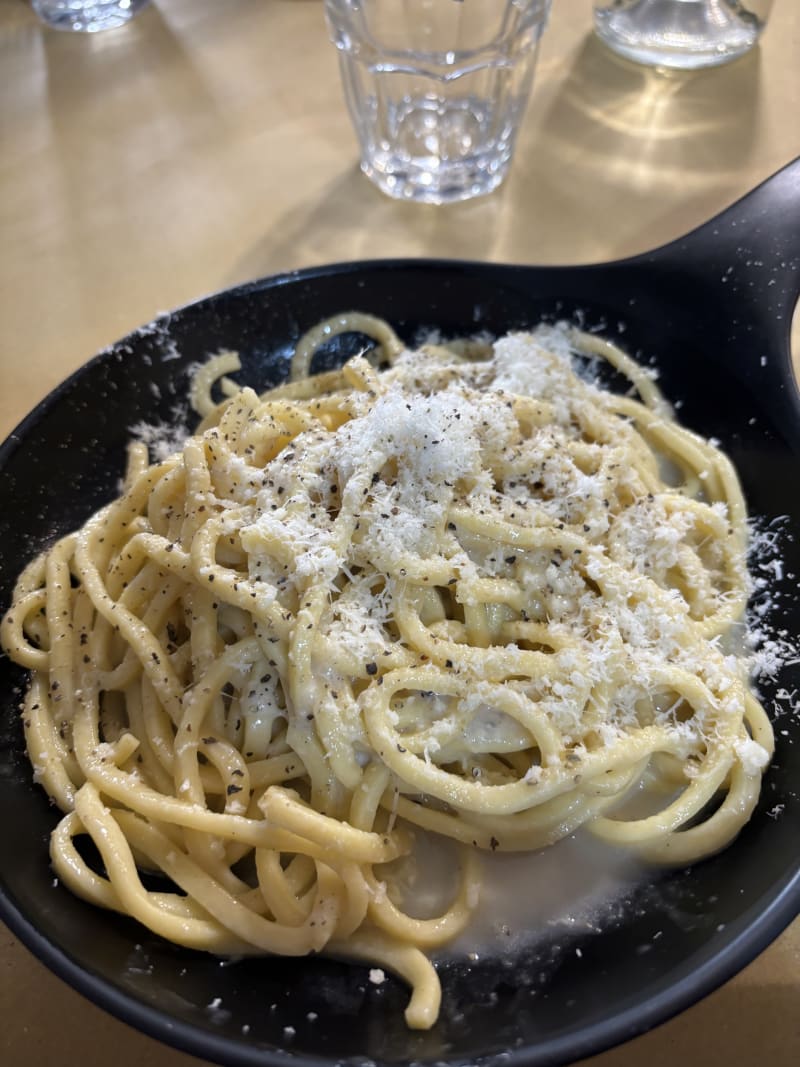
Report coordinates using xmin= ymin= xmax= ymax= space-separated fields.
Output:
xmin=32 ymin=0 xmax=151 ymax=33
xmin=593 ymin=0 xmax=774 ymax=70
xmin=324 ymin=0 xmax=552 ymax=204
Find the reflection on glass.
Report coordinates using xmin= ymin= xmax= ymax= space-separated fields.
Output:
xmin=593 ymin=0 xmax=773 ymax=69
xmin=32 ymin=0 xmax=151 ymax=34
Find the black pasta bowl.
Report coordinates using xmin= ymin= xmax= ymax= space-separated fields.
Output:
xmin=1 ymin=160 xmax=800 ymax=1067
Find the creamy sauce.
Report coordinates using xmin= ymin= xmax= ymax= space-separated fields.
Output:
xmin=385 ymin=828 xmax=642 ymax=961
xmin=457 ymin=834 xmax=641 ymax=959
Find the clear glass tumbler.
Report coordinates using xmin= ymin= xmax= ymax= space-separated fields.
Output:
xmin=324 ymin=0 xmax=552 ymax=204
xmin=593 ymin=1 xmax=773 ymax=70
xmin=32 ymin=0 xmax=151 ymax=33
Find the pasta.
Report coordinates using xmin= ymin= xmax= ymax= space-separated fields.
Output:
xmin=0 ymin=315 xmax=774 ymax=1030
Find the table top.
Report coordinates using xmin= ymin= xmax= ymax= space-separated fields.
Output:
xmin=1 ymin=2 xmax=798 ymax=1065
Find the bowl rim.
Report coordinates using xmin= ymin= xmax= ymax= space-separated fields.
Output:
xmin=1 ymin=258 xmax=799 ymax=1067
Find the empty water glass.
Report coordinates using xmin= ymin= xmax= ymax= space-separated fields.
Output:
xmin=32 ymin=0 xmax=150 ymax=33
xmin=593 ymin=0 xmax=773 ymax=70
xmin=324 ymin=0 xmax=552 ymax=204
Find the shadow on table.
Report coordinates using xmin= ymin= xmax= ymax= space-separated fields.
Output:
xmin=535 ymin=30 xmax=762 ymax=180
xmin=30 ymin=1 xmax=238 ymax=221
xmin=225 ymin=165 xmax=508 ymax=283
xmin=501 ymin=30 xmax=766 ymax=262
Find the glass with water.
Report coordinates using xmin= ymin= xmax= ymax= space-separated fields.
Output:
xmin=31 ymin=0 xmax=150 ymax=33
xmin=324 ymin=0 xmax=552 ymax=204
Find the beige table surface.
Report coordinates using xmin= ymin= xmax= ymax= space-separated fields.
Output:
xmin=1 ymin=0 xmax=798 ymax=1064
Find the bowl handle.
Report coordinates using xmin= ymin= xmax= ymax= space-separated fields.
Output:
xmin=639 ymin=157 xmax=800 ymax=355
xmin=609 ymin=157 xmax=800 ymax=443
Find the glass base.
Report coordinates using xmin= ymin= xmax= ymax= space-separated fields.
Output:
xmin=32 ymin=0 xmax=150 ymax=33
xmin=357 ymin=94 xmax=516 ymax=205
xmin=361 ymin=157 xmax=508 ymax=205
xmin=594 ymin=0 xmax=763 ymax=70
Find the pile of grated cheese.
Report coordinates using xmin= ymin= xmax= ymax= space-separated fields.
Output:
xmin=225 ymin=326 xmax=785 ymax=766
